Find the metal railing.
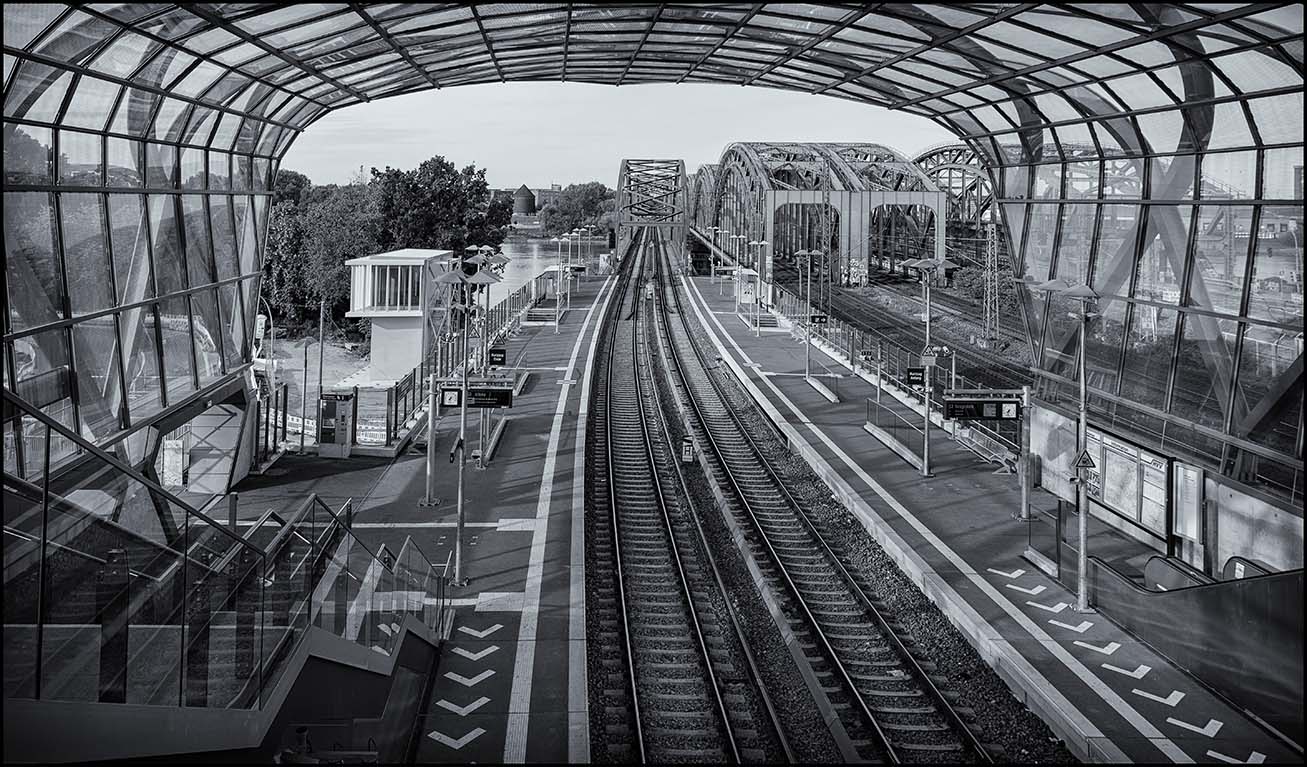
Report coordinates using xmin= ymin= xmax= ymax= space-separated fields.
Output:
xmin=2 ymin=386 xmax=448 ymax=710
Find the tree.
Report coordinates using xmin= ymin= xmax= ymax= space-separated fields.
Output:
xmin=302 ymin=184 xmax=379 ymax=318
xmin=367 ymin=155 xmax=507 ymax=251
xmin=262 ymin=200 xmax=309 ymax=324
xmin=272 ymin=169 xmax=313 ymax=207
xmin=540 ymin=181 xmax=614 ymax=236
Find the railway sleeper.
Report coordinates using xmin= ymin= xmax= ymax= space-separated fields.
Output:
xmin=880 ymin=721 xmax=951 ymax=733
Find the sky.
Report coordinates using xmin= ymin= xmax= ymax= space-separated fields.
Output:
xmin=280 ymin=81 xmax=959 ymax=189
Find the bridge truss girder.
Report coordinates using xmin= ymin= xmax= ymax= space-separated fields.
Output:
xmin=617 ymin=158 xmax=687 ymax=265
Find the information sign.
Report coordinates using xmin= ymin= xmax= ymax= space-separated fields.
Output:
xmin=321 ymin=392 xmax=352 ymax=402
xmin=810 ymin=314 xmax=828 ymax=325
xmin=945 ymin=399 xmax=1021 ymax=421
xmin=906 ymin=367 xmax=926 ymax=388
xmin=488 ymin=347 xmax=507 ymax=367
xmin=440 ymin=387 xmax=461 ymax=408
xmin=467 ymin=385 xmax=513 ymax=409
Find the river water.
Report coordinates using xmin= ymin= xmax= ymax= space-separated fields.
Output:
xmin=490 ymin=236 xmax=609 ymax=304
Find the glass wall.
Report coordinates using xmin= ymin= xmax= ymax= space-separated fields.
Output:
xmin=4 ymin=7 xmax=274 ymax=478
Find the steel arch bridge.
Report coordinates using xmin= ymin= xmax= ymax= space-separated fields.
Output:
xmin=691 ymin=142 xmax=947 ymax=298
xmin=616 ymin=158 xmax=688 ymax=266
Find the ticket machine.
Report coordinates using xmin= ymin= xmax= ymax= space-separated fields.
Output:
xmin=318 ymin=392 xmax=354 ymax=458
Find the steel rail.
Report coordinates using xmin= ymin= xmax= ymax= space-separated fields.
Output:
xmin=657 ymin=237 xmax=995 ymax=764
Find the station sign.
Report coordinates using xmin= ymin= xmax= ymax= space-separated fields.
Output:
xmin=906 ymin=367 xmax=926 ymax=388
xmin=488 ymin=347 xmax=507 ymax=367
xmin=467 ymin=384 xmax=513 ymax=409
xmin=945 ymin=399 xmax=1021 ymax=421
xmin=321 ymin=392 xmax=353 ymax=402
xmin=810 ymin=314 xmax=829 ymax=325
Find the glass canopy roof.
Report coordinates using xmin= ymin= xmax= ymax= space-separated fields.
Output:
xmin=5 ymin=3 xmax=1302 ymax=162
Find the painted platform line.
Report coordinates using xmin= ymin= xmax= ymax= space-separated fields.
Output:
xmin=437 ymin=697 xmax=492 ymax=716
xmin=446 ymin=669 xmax=495 ymax=687
xmin=453 ymin=645 xmax=500 ymax=661
xmin=428 ymin=726 xmax=486 ymax=750
xmin=1049 ymin=619 xmax=1093 ymax=633
xmin=987 ymin=567 xmax=1025 ymax=579
xmin=1208 ymin=749 xmax=1265 ymax=764
xmin=1167 ymin=717 xmax=1223 ymax=737
xmin=1074 ymin=640 xmax=1120 ymax=655
xmin=1103 ymin=663 xmax=1151 ymax=679
xmin=1005 ymin=583 xmax=1045 ymax=595
xmin=1133 ymin=689 xmax=1184 ymax=707
xmin=459 ymin=623 xmax=504 ymax=639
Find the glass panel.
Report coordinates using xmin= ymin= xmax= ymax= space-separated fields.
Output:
xmin=1262 ymin=147 xmax=1303 ymax=200
xmin=60 ymin=193 xmax=114 ymax=316
xmin=59 ymin=130 xmax=102 ymax=186
xmin=149 ymin=194 xmax=186 ymax=294
xmin=119 ymin=305 xmax=163 ymax=420
xmin=4 ymin=191 xmax=63 ymax=332
xmin=145 ymin=142 xmax=176 ymax=188
xmin=1120 ymin=305 xmax=1176 ymax=410
xmin=3 ymin=62 xmax=72 ymax=121
xmin=4 ymin=3 xmax=65 ymax=50
xmin=157 ymin=295 xmax=196 ymax=400
xmin=208 ymin=151 xmax=230 ymax=189
xmin=90 ymin=31 xmax=162 ymax=78
xmin=233 ymin=155 xmax=252 ymax=191
xmin=1093 ymin=203 xmax=1139 ymax=298
xmin=5 ymin=123 xmax=54 ymax=184
xmin=218 ymin=282 xmax=245 ymax=369
xmin=62 ymin=76 xmax=121 ymax=132
xmin=191 ymin=289 xmax=223 ymax=383
xmin=107 ymin=88 xmax=159 ymax=138
xmin=1189 ymin=205 xmax=1251 ymax=316
xmin=71 ymin=316 xmax=123 ymax=439
xmin=106 ymin=137 xmax=142 ymax=187
xmin=210 ymin=196 xmax=238 ymax=281
xmin=181 ymin=195 xmax=215 ymax=287
xmin=1173 ymin=310 xmax=1239 ymax=434
xmin=180 ymin=147 xmax=205 ymax=189
xmin=1022 ymin=203 xmax=1058 ymax=280
xmin=1247 ymin=208 xmax=1304 ymax=325
xmin=107 ymin=194 xmax=152 ymax=305
xmin=1237 ymin=324 xmax=1301 ymax=455
xmin=1054 ymin=204 xmax=1095 ymax=285
xmin=12 ymin=327 xmax=78 ymax=469
xmin=1134 ymin=206 xmax=1192 ymax=304
xmin=1087 ymin=299 xmax=1127 ymax=394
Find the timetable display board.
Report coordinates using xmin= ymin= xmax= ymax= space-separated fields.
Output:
xmin=1030 ymin=405 xmax=1170 ymax=540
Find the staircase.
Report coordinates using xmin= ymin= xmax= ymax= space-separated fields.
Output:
xmin=3 ymin=385 xmax=451 ymax=764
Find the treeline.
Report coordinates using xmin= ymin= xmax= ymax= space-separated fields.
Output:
xmin=262 ymin=156 xmax=513 ymax=330
xmin=537 ymin=181 xmax=617 ymax=237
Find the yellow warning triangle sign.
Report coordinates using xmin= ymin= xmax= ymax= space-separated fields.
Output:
xmin=1073 ymin=449 xmax=1096 ymax=470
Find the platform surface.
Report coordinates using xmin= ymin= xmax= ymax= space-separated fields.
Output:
xmin=681 ymin=274 xmax=1298 ymax=765
xmin=232 ymin=273 xmax=617 ymax=763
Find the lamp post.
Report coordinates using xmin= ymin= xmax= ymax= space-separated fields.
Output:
xmin=731 ymin=234 xmax=746 ymax=312
xmin=901 ymin=256 xmax=960 ymax=477
xmin=550 ymin=236 xmax=566 ymax=334
xmin=795 ymin=249 xmax=822 ymax=382
xmin=1034 ymin=277 xmax=1100 ymax=613
xmin=425 ymin=268 xmax=471 ymax=508
xmin=748 ymin=240 xmax=768 ymax=335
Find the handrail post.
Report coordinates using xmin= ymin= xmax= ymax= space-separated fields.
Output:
xmin=97 ymin=548 xmax=129 ymax=703
xmin=229 ymin=492 xmax=239 ymax=534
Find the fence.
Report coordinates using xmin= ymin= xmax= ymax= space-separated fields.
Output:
xmin=773 ymin=283 xmax=1021 ymax=458
xmin=253 ymin=382 xmax=289 ymax=465
xmin=352 ymin=273 xmax=549 ymax=447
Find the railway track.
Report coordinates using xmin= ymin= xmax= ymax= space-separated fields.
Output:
xmin=587 ymin=232 xmax=787 ymax=763
xmin=653 ymin=234 xmax=995 ymax=764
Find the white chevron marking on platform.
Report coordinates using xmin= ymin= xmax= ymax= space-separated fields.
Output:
xmin=458 ymin=623 xmax=503 ymax=639
xmin=428 ymin=726 xmax=486 ymax=750
xmin=1132 ymin=689 xmax=1184 ymax=707
xmin=1103 ymin=663 xmax=1151 ymax=679
xmin=1027 ymin=600 xmax=1069 ymax=613
xmin=1073 ymin=640 xmax=1120 ymax=655
xmin=445 ymin=669 xmax=495 ymax=687
xmin=987 ymin=567 xmax=1026 ymax=579
xmin=436 ymin=696 xmax=491 ymax=717
xmin=1048 ymin=619 xmax=1093 ymax=633
xmin=1005 ymin=583 xmax=1045 ymax=595
xmin=1167 ymin=717 xmax=1222 ymax=737
xmin=1207 ymin=749 xmax=1264 ymax=764
xmin=453 ymin=645 xmax=500 ymax=661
